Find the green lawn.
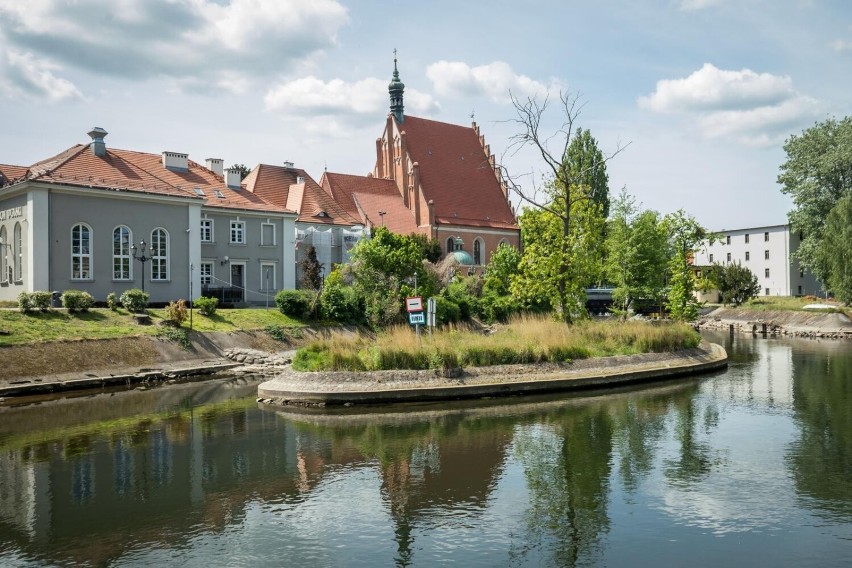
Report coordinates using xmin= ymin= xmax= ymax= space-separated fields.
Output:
xmin=0 ymin=307 xmax=304 ymax=346
xmin=738 ymin=296 xmax=849 ymax=314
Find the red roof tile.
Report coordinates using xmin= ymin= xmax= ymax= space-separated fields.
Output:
xmin=396 ymin=116 xmax=517 ymax=229
xmin=246 ymin=164 xmax=358 ymax=225
xmin=321 ymin=172 xmax=405 ymax=226
xmin=351 ymin=191 xmax=421 ymax=235
xmin=0 ymin=163 xmax=29 ymax=185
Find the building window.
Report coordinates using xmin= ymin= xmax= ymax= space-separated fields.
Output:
xmin=764 ymin=250 xmax=769 ymax=260
xmin=765 ymin=268 xmax=770 ymax=278
xmin=261 ymin=223 xmax=275 ymax=246
xmin=0 ymin=226 xmax=7 ymax=282
xmin=745 ymin=251 xmax=750 ymax=261
xmin=709 ymin=254 xmax=713 ymax=263
xmin=446 ymin=237 xmax=454 ymax=254
xmin=745 ymin=234 xmax=750 ymax=244
xmin=230 ymin=220 xmax=245 ymax=244
xmin=726 ymin=235 xmax=731 ymax=245
xmin=765 ymin=287 xmax=770 ymax=296
xmin=14 ymin=222 xmax=22 ymax=281
xmin=726 ymin=252 xmax=731 ymax=262
xmin=151 ymin=228 xmax=169 ymax=281
xmin=200 ymin=219 xmax=213 ymax=242
xmin=798 ymin=285 xmax=803 ymax=296
xmin=764 ymin=231 xmax=769 ymax=242
xmin=473 ymin=238 xmax=483 ymax=265
xmin=799 ymin=231 xmax=803 ymax=241
xmin=199 ymin=262 xmax=213 ymax=286
xmin=260 ymin=263 xmax=276 ymax=291
xmin=799 ymin=268 xmax=804 ymax=278
xmin=71 ymin=223 xmax=92 ymax=280
xmin=113 ymin=226 xmax=132 ymax=280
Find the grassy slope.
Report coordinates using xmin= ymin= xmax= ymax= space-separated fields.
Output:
xmin=0 ymin=307 xmax=303 ymax=346
xmin=737 ymin=296 xmax=850 ymax=315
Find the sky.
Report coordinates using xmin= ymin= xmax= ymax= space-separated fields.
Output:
xmin=1 ymin=0 xmax=850 ymax=230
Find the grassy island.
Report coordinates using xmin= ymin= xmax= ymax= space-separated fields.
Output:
xmin=293 ymin=316 xmax=701 ymax=372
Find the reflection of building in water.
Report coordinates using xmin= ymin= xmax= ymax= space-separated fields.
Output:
xmin=0 ymin=451 xmax=50 ymax=539
xmin=707 ymin=337 xmax=794 ymax=408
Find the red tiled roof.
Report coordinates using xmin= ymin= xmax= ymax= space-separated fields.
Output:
xmin=6 ymin=144 xmax=291 ymax=214
xmin=0 ymin=163 xmax=29 ymax=185
xmin=246 ymin=164 xmax=358 ymax=225
xmin=321 ymin=172 xmax=405 ymax=225
xmin=351 ymin=191 xmax=421 ymax=235
xmin=396 ymin=116 xmax=517 ymax=230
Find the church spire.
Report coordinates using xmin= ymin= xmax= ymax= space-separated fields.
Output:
xmin=389 ymin=48 xmax=405 ymax=123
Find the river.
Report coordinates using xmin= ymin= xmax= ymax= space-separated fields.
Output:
xmin=0 ymin=330 xmax=850 ymax=567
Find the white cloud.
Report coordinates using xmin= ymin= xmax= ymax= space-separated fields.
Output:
xmin=638 ymin=63 xmax=821 ymax=146
xmin=425 ymin=60 xmax=555 ymax=102
xmin=264 ymin=76 xmax=439 ymax=123
xmin=0 ymin=49 xmax=83 ymax=101
xmin=0 ymin=0 xmax=349 ymax=98
xmin=832 ymin=39 xmax=852 ymax=52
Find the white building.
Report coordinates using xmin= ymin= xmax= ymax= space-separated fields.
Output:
xmin=694 ymin=224 xmax=821 ymax=297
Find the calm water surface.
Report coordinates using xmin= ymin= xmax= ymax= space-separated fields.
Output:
xmin=0 ymin=331 xmax=850 ymax=567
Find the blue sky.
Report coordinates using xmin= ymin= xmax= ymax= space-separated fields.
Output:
xmin=1 ymin=0 xmax=850 ymax=229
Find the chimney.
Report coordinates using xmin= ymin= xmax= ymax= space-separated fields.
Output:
xmin=162 ymin=151 xmax=188 ymax=171
xmin=225 ymin=167 xmax=242 ymax=189
xmin=296 ymin=175 xmax=305 ymax=184
xmin=87 ymin=127 xmax=108 ymax=157
xmin=282 ymin=160 xmax=294 ymax=168
xmin=205 ymin=158 xmax=224 ymax=176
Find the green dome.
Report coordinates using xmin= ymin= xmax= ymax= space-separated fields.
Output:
xmin=449 ymin=250 xmax=474 ymax=266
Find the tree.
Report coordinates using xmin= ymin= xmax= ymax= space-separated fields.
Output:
xmin=229 ymin=163 xmax=251 ymax=180
xmin=663 ymin=210 xmax=709 ymax=321
xmin=778 ymin=117 xmax=852 ymax=283
xmin=501 ymin=91 xmax=625 ymax=321
xmin=713 ymin=262 xmax=760 ymax=306
xmin=299 ymin=245 xmax=323 ymax=291
xmin=408 ymin=233 xmax=442 ymax=263
xmin=484 ymin=242 xmax=522 ymax=297
xmin=817 ymin=195 xmax=852 ymax=304
xmin=604 ymin=190 xmax=668 ymax=316
xmin=347 ymin=227 xmax=436 ymax=327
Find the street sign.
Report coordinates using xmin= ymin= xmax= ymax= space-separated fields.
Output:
xmin=409 ymin=312 xmax=425 ymax=325
xmin=406 ymin=296 xmax=423 ymax=312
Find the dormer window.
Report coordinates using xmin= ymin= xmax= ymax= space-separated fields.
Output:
xmin=214 ymin=190 xmax=225 ymax=199
xmin=314 ymin=211 xmax=330 ymax=219
xmin=194 ymin=187 xmax=205 ymax=197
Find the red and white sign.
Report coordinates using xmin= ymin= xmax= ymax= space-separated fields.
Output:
xmin=406 ymin=296 xmax=423 ymax=312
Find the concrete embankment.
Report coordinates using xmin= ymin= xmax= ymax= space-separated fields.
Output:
xmin=257 ymin=341 xmax=727 ymax=407
xmin=698 ymin=307 xmax=852 ymax=339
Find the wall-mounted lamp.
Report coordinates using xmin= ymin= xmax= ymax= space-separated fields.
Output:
xmin=220 ymin=256 xmax=230 ymax=266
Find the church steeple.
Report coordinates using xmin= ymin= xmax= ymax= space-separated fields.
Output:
xmin=389 ymin=49 xmax=405 ymax=123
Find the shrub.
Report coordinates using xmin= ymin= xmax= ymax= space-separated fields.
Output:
xmin=17 ymin=291 xmax=32 ymax=313
xmin=194 ymin=296 xmax=218 ymax=316
xmin=30 ymin=291 xmax=53 ymax=312
xmin=106 ymin=292 xmax=118 ymax=311
xmin=320 ymin=281 xmax=363 ymax=323
xmin=120 ymin=288 xmax=149 ymax=313
xmin=265 ymin=324 xmax=288 ymax=342
xmin=478 ymin=291 xmax=519 ymax=323
xmin=61 ymin=290 xmax=95 ymax=312
xmin=155 ymin=326 xmax=191 ymax=350
xmin=435 ymin=297 xmax=461 ymax=324
xmin=275 ymin=289 xmax=315 ymax=319
xmin=164 ymin=299 xmax=189 ymax=326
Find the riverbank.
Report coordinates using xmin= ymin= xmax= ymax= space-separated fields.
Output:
xmin=257 ymin=341 xmax=727 ymax=406
xmin=697 ymin=306 xmax=852 ymax=339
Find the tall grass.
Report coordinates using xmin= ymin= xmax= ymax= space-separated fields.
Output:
xmin=291 ymin=315 xmax=701 ymax=372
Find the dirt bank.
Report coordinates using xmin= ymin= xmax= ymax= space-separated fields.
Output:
xmin=698 ymin=307 xmax=852 ymax=338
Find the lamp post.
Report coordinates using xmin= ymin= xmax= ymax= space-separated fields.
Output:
xmin=378 ymin=210 xmax=387 ymax=227
xmin=131 ymin=240 xmax=151 ymax=292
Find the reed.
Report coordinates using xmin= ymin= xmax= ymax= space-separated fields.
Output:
xmin=291 ymin=316 xmax=701 ymax=372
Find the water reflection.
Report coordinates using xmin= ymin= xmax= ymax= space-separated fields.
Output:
xmin=0 ymin=334 xmax=850 ymax=567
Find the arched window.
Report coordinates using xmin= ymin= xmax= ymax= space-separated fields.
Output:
xmin=71 ymin=223 xmax=91 ymax=279
xmin=113 ymin=226 xmax=132 ymax=280
xmin=14 ymin=223 xmax=22 ymax=281
xmin=446 ymin=237 xmax=454 ymax=254
xmin=151 ymin=228 xmax=169 ymax=281
xmin=473 ymin=238 xmax=483 ymax=265
xmin=0 ymin=226 xmax=7 ymax=282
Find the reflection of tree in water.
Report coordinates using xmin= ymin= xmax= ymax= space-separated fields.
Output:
xmin=787 ymin=349 xmax=852 ymax=521
xmin=611 ymin=396 xmax=669 ymax=493
xmin=663 ymin=398 xmax=718 ymax=485
xmin=511 ymin=404 xmax=613 ymax=568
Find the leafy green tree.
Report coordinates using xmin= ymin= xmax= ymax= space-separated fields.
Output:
xmin=229 ymin=163 xmax=251 ymax=180
xmin=348 ymin=227 xmax=435 ymax=327
xmin=483 ymin=242 xmax=521 ymax=296
xmin=604 ymin=190 xmax=668 ymax=316
xmin=299 ymin=245 xmax=323 ymax=291
xmin=408 ymin=233 xmax=442 ymax=263
xmin=502 ymin=92 xmax=624 ymax=321
xmin=713 ymin=262 xmax=760 ymax=306
xmin=778 ymin=117 xmax=852 ymax=283
xmin=817 ymin=195 xmax=852 ymax=304
xmin=663 ymin=210 xmax=709 ymax=321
